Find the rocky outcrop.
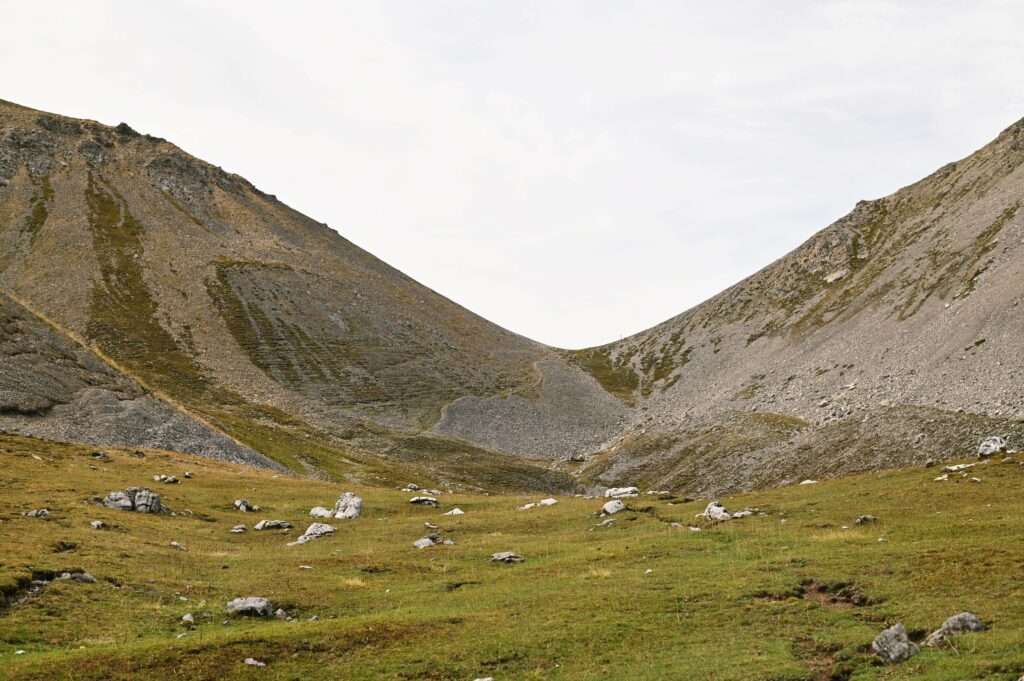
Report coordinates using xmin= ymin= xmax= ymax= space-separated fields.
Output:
xmin=102 ymin=487 xmax=165 ymax=514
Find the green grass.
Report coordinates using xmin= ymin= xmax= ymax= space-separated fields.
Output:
xmin=3 ymin=433 xmax=1024 ymax=679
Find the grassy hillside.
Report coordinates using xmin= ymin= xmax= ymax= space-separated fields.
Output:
xmin=2 ymin=433 xmax=1023 ymax=680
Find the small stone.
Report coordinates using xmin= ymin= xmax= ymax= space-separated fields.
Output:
xmin=234 ymin=499 xmax=253 ymax=512
xmin=182 ymin=613 xmax=195 ymax=626
xmin=230 ymin=524 xmax=246 ymax=533
xmin=489 ymin=551 xmax=524 ymax=564
xmin=170 ymin=541 xmax=186 ymax=551
xmin=409 ymin=496 xmax=439 ymax=507
xmin=855 ymin=515 xmax=877 ymax=525
xmin=872 ymin=623 xmax=919 ymax=664
xmin=645 ymin=569 xmax=653 ymax=575
xmin=90 ymin=520 xmax=104 ymax=530
xmin=183 ymin=471 xmax=193 ymax=479
xmin=924 ymin=459 xmax=936 ymax=468
xmin=413 ymin=537 xmax=435 ymax=549
xmin=443 ymin=508 xmax=464 ymax=516
xmin=799 ymin=479 xmax=818 ymax=485
xmin=244 ymin=658 xmax=266 ymax=667
xmin=26 ymin=509 xmax=50 ymax=518
xmin=274 ymin=608 xmax=288 ymax=620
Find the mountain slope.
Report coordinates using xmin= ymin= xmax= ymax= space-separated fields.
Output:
xmin=3 ymin=96 xmax=1024 ymax=495
xmin=0 ymin=98 xmax=617 ymax=487
xmin=573 ymin=118 xmax=1024 ymax=494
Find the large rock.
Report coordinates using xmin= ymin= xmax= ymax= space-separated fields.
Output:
xmin=701 ymin=501 xmax=731 ymax=522
xmin=872 ymin=623 xmax=919 ymax=664
xmin=602 ymin=499 xmax=626 ymax=515
xmin=226 ymin=597 xmax=273 ymax=617
xmin=102 ymin=487 xmax=164 ymax=513
xmin=925 ymin=612 xmax=985 ymax=646
xmin=333 ymin=492 xmax=363 ymax=519
xmin=978 ymin=436 xmax=1008 ymax=458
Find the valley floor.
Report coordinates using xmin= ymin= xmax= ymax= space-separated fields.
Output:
xmin=1 ymin=434 xmax=1022 ymax=680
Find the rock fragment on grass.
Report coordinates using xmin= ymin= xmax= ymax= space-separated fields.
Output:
xmin=409 ymin=496 xmax=439 ymax=507
xmin=925 ymin=612 xmax=985 ymax=646
xmin=244 ymin=657 xmax=266 ymax=667
xmin=489 ymin=551 xmax=524 ymax=564
xmin=26 ymin=509 xmax=50 ymax=518
xmin=699 ymin=501 xmax=731 ymax=521
xmin=443 ymin=508 xmax=464 ymax=516
xmin=227 ymin=597 xmax=273 ymax=617
xmin=602 ymin=499 xmax=626 ymax=515
xmin=90 ymin=520 xmax=104 ymax=529
xmin=103 ymin=487 xmax=164 ymax=514
xmin=855 ymin=515 xmax=877 ymax=525
xmin=872 ymin=623 xmax=919 ymax=664
xmin=234 ymin=499 xmax=259 ymax=512
xmin=604 ymin=486 xmax=639 ymax=498
xmin=287 ymin=523 xmax=335 ymax=546
xmin=253 ymin=520 xmax=292 ymax=531
xmin=230 ymin=524 xmax=246 ymax=533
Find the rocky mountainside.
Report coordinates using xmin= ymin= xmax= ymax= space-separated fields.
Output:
xmin=572 ymin=117 xmax=1024 ymax=494
xmin=0 ymin=98 xmax=606 ymax=490
xmin=2 ymin=97 xmax=1022 ymax=494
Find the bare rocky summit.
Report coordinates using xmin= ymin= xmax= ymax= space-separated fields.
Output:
xmin=3 ymin=97 xmax=1023 ymax=494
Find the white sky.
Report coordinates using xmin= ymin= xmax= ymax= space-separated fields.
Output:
xmin=3 ymin=1 xmax=1024 ymax=348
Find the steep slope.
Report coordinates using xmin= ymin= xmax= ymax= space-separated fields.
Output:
xmin=573 ymin=118 xmax=1024 ymax=494
xmin=0 ymin=99 xmax=619 ymax=486
xmin=0 ymin=291 xmax=277 ymax=467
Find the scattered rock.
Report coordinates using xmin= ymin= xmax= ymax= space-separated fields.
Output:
xmin=60 ymin=571 xmax=97 ymax=584
xmin=90 ymin=520 xmax=104 ymax=530
xmin=227 ymin=597 xmax=273 ymax=617
xmin=102 ymin=487 xmax=164 ymax=514
xmin=944 ymin=463 xmax=975 ymax=473
xmin=287 ymin=523 xmax=335 ymax=546
xmin=604 ymin=486 xmax=640 ymax=498
xmin=153 ymin=474 xmax=179 ymax=484
xmin=855 ymin=515 xmax=877 ymax=525
xmin=403 ymin=483 xmax=422 ymax=492
xmin=234 ymin=499 xmax=259 ymax=512
xmin=90 ymin=451 xmax=112 ymax=463
xmin=978 ymin=436 xmax=1008 ymax=458
xmin=489 ymin=551 xmax=524 ymax=564
xmin=443 ymin=508 xmax=464 ymax=516
xmin=699 ymin=501 xmax=731 ymax=522
xmin=872 ymin=623 xmax=919 ymax=664
xmin=409 ymin=496 xmax=439 ymax=507
xmin=170 ymin=541 xmax=186 ymax=551
xmin=182 ymin=613 xmax=195 ymax=626
xmin=311 ymin=492 xmax=363 ymax=519
xmin=925 ymin=612 xmax=985 ymax=647
xmin=183 ymin=471 xmax=193 ymax=479
xmin=26 ymin=509 xmax=50 ymax=518
xmin=230 ymin=524 xmax=246 ymax=533
xmin=933 ymin=474 xmax=949 ymax=481
xmin=413 ymin=536 xmax=437 ymax=549
xmin=274 ymin=608 xmax=289 ymax=621
xmin=244 ymin=657 xmax=266 ymax=667
xmin=924 ymin=459 xmax=936 ymax=468
xmin=799 ymin=479 xmax=818 ymax=485
xmin=602 ymin=499 xmax=626 ymax=515
xmin=253 ymin=520 xmax=292 ymax=531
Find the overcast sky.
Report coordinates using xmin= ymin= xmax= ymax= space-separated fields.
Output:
xmin=3 ymin=1 xmax=1024 ymax=347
